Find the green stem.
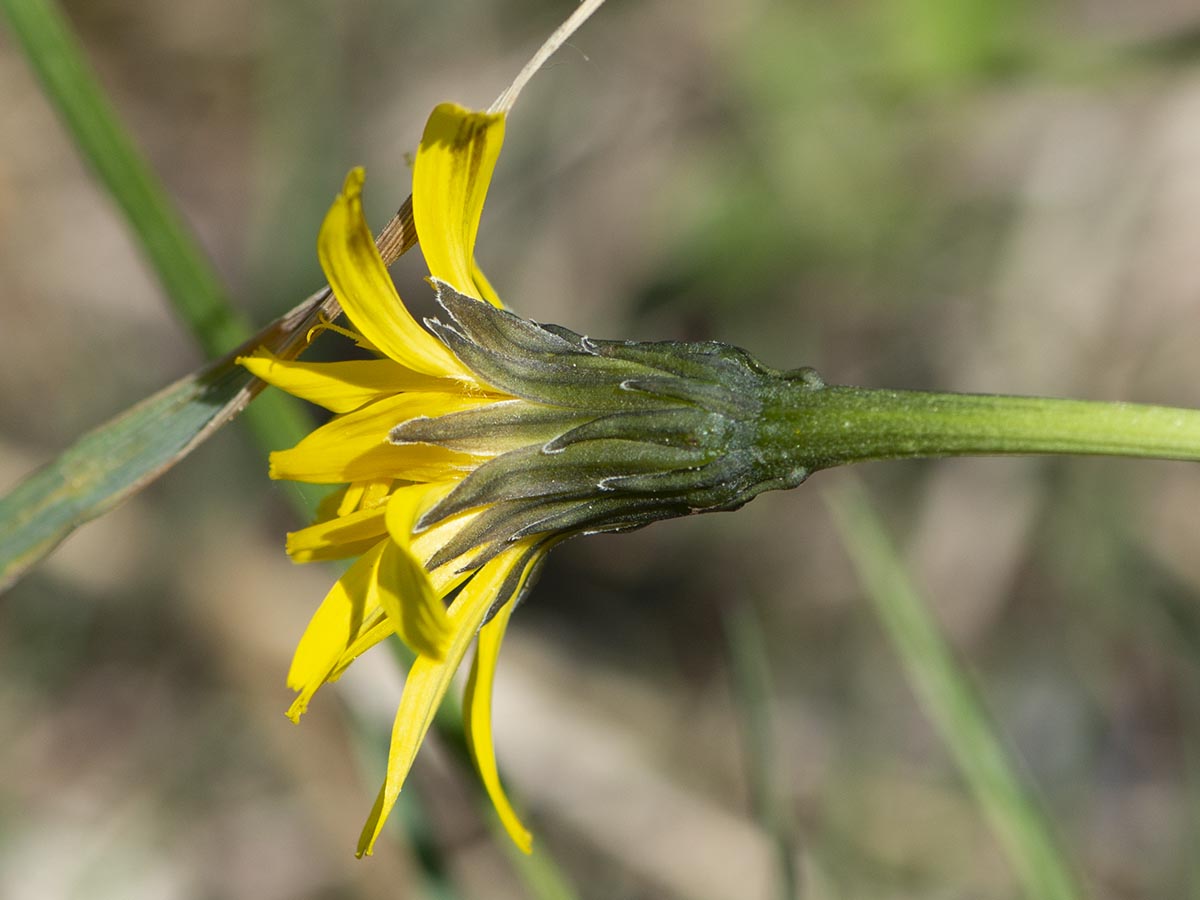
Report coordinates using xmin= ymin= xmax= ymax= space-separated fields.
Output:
xmin=765 ymin=385 xmax=1200 ymax=469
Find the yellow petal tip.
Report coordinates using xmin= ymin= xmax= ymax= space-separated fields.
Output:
xmin=237 ymin=351 xmax=274 ymax=380
xmin=356 ymin=825 xmax=382 ymax=859
xmin=286 ymin=689 xmax=314 ymax=722
xmin=341 ymin=166 xmax=365 ymax=199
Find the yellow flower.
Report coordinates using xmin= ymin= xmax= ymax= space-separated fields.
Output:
xmin=242 ymin=102 xmax=540 ymax=856
xmin=241 ymin=100 xmax=811 ymax=858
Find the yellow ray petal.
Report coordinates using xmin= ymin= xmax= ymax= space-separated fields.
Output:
xmin=413 ymin=103 xmax=506 ymax=306
xmin=286 ymin=503 xmax=389 ymax=564
xmin=286 ymin=540 xmax=388 ymax=721
xmin=325 ymin=495 xmax=481 ymax=684
xmin=239 ymin=349 xmax=457 ymax=414
xmin=370 ymin=484 xmax=458 ymax=659
xmin=319 ymin=168 xmax=471 ymax=376
xmin=356 ymin=540 xmax=538 ymax=857
xmin=327 ymin=613 xmax=391 ymax=683
xmin=269 ymin=392 xmax=493 ymax=484
xmin=324 ymin=558 xmax=468 ymax=682
xmin=360 ymin=478 xmax=394 ymax=509
xmin=314 ymin=478 xmax=394 ymax=525
xmin=463 ymin=577 xmax=535 ymax=853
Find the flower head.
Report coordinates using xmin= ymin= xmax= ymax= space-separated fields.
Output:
xmin=241 ymin=102 xmax=816 ymax=857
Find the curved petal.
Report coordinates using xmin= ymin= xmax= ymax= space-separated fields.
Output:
xmin=269 ymin=392 xmax=493 ymax=484
xmin=413 ymin=104 xmax=506 ymax=306
xmin=463 ymin=579 xmax=534 ymax=853
xmin=310 ymin=479 xmax=395 ymax=526
xmin=326 ymin=560 xmax=474 ymax=684
xmin=286 ymin=503 xmax=388 ymax=564
xmin=356 ymin=539 xmax=539 ymax=857
xmin=239 ymin=349 xmax=456 ymax=414
xmin=286 ymin=539 xmax=389 ymax=722
xmin=372 ymin=484 xmax=458 ymax=659
xmin=319 ymin=168 xmax=470 ymax=376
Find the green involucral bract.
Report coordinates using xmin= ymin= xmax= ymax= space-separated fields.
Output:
xmin=398 ymin=280 xmax=817 ymax=578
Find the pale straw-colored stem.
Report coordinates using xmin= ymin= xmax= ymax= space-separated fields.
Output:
xmin=490 ymin=0 xmax=608 ymax=114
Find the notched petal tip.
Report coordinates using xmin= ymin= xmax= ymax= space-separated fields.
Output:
xmin=285 ymin=698 xmax=308 ymax=724
xmin=266 ymin=452 xmax=287 ymax=481
xmin=356 ymin=785 xmax=388 ymax=858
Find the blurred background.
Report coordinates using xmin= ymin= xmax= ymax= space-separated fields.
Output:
xmin=3 ymin=0 xmax=1200 ymax=897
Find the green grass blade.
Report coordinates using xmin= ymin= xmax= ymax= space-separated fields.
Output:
xmin=0 ymin=0 xmax=244 ymax=356
xmin=723 ymin=602 xmax=800 ymax=900
xmin=0 ymin=291 xmax=334 ymax=593
xmin=0 ymin=0 xmax=424 ymax=583
xmin=0 ymin=0 xmax=318 ymax=496
xmin=825 ymin=477 xmax=1083 ymax=900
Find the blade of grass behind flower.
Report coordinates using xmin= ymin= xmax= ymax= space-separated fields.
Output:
xmin=0 ymin=0 xmax=423 ymax=589
xmin=0 ymin=190 xmax=418 ymax=593
xmin=2 ymin=0 xmax=248 ymax=357
xmin=723 ymin=601 xmax=801 ymax=900
xmin=0 ymin=289 xmax=334 ymax=592
xmin=0 ymin=0 xmax=329 ymax=519
xmin=825 ymin=477 xmax=1083 ymax=900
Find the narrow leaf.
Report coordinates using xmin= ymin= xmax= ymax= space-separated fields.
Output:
xmin=0 ymin=289 xmax=334 ymax=592
xmin=0 ymin=0 xmax=245 ymax=356
xmin=723 ymin=602 xmax=800 ymax=899
xmin=826 ymin=478 xmax=1083 ymax=900
xmin=0 ymin=193 xmax=415 ymax=593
